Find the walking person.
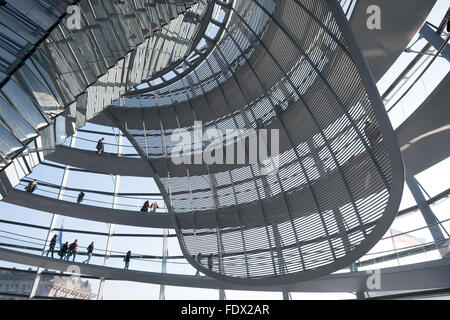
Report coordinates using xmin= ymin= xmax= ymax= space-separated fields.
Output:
xmin=96 ymin=138 xmax=105 ymax=154
xmin=207 ymin=253 xmax=213 ymax=271
xmin=65 ymin=239 xmax=78 ymax=262
xmin=152 ymin=202 xmax=159 ymax=213
xmin=77 ymin=191 xmax=85 ymax=204
xmin=140 ymin=200 xmax=150 ymax=213
xmin=46 ymin=235 xmax=58 ymax=258
xmin=195 ymin=253 xmax=202 ymax=276
xmin=124 ymin=250 xmax=131 ymax=270
xmin=83 ymin=242 xmax=94 ymax=264
xmin=25 ymin=179 xmax=38 ymax=193
xmin=59 ymin=241 xmax=69 ymax=260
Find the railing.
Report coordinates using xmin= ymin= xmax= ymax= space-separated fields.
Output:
xmin=19 ymin=178 xmax=166 ymax=213
xmin=355 ymin=218 xmax=450 ymax=267
xmin=0 ymin=229 xmax=447 ymax=275
xmin=2 ymin=186 xmax=449 ymax=240
xmin=0 ymin=211 xmax=448 ymax=274
xmin=0 ymin=229 xmax=192 ymax=275
xmin=17 ymin=126 xmax=374 ymax=213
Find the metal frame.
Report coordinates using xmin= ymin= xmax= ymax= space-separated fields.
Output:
xmin=107 ymin=0 xmax=404 ymax=286
xmin=0 ymin=0 xmax=408 ymax=290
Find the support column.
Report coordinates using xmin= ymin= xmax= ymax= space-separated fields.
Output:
xmin=349 ymin=263 xmax=366 ymax=300
xmin=157 ymin=105 xmax=170 ymax=300
xmin=29 ymin=134 xmax=77 ymax=299
xmin=282 ymin=292 xmax=292 ymax=300
xmin=159 ymin=213 xmax=169 ymax=300
xmin=97 ymin=133 xmax=122 ymax=299
xmin=208 ymin=173 xmax=226 ymax=301
xmin=418 ymin=23 xmax=450 ymax=62
xmin=406 ymin=177 xmax=446 ymax=255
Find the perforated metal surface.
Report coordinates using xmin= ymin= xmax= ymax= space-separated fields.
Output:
xmin=110 ymin=0 xmax=404 ymax=285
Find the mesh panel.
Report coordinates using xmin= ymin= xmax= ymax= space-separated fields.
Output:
xmin=119 ymin=0 xmax=403 ymax=284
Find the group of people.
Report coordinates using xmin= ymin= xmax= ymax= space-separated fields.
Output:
xmin=140 ymin=201 xmax=159 ymax=213
xmin=45 ymin=235 xmax=94 ymax=264
xmin=195 ymin=253 xmax=214 ymax=276
xmin=45 ymin=234 xmax=132 ymax=269
xmin=45 ymin=233 xmax=216 ymax=273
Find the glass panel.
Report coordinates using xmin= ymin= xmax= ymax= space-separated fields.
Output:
xmin=30 ymin=53 xmax=65 ymax=105
xmin=1 ymin=80 xmax=48 ymax=129
xmin=0 ymin=93 xmax=37 ymax=141
xmin=15 ymin=64 xmax=63 ymax=117
xmin=55 ymin=115 xmax=67 ymax=145
xmin=39 ymin=124 xmax=55 ymax=158
xmin=0 ymin=120 xmax=22 ymax=160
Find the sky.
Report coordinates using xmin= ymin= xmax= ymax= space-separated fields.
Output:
xmin=0 ymin=0 xmax=448 ymax=300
